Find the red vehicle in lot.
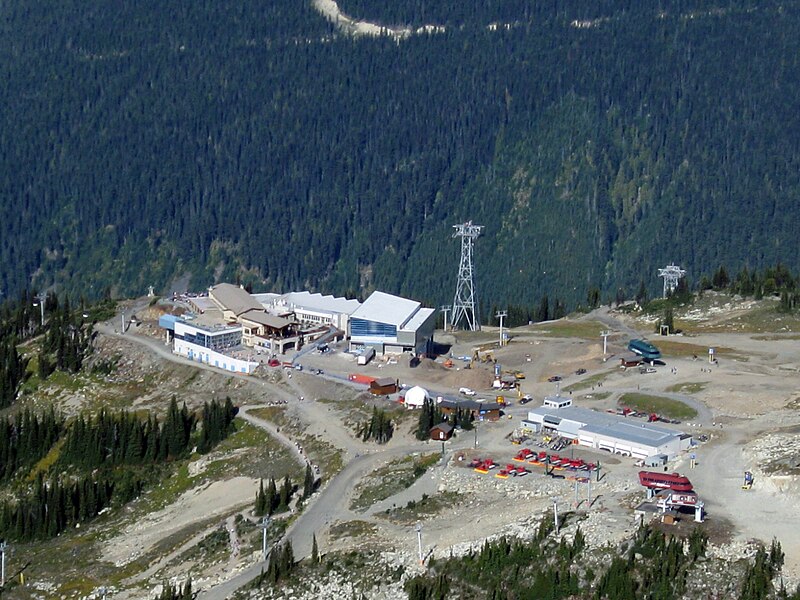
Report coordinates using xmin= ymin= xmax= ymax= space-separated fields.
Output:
xmin=513 ymin=448 xmax=534 ymax=462
xmin=528 ymin=451 xmax=548 ymax=466
xmin=474 ymin=459 xmax=496 ymax=474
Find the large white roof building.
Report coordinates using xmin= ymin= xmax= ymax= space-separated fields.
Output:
xmin=254 ymin=291 xmax=361 ymax=331
xmin=523 ymin=396 xmax=693 ymax=460
xmin=349 ymin=291 xmax=436 ymax=354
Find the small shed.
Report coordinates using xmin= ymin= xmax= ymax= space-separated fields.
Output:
xmin=644 ymin=454 xmax=668 ymax=467
xmin=430 ymin=422 xmax=454 ymax=441
xmin=404 ymin=386 xmax=428 ymax=409
xmin=369 ymin=377 xmax=398 ymax=395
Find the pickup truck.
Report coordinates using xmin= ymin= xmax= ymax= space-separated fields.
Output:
xmin=459 ymin=387 xmax=476 ymax=396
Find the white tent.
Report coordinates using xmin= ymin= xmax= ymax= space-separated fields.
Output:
xmin=404 ymin=386 xmax=428 ymax=409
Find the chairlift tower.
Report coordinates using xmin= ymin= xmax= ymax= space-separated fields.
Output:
xmin=658 ymin=264 xmax=686 ymax=298
xmin=496 ymin=310 xmax=507 ymax=347
xmin=451 ymin=221 xmax=483 ymax=331
xmin=440 ymin=305 xmax=451 ymax=332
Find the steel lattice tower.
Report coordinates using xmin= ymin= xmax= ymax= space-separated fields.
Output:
xmin=451 ymin=221 xmax=483 ymax=331
xmin=658 ymin=264 xmax=686 ymax=298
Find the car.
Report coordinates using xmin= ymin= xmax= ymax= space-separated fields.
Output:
xmin=575 ymin=368 xmax=587 ymax=375
xmin=519 ymin=395 xmax=534 ymax=405
xmin=547 ymin=375 xmax=562 ymax=383
xmin=315 ymin=369 xmax=324 ymax=375
xmin=459 ymin=387 xmax=476 ymax=396
xmin=268 ymin=359 xmax=281 ymax=367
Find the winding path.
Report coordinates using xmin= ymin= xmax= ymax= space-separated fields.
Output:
xmin=96 ymin=322 xmax=446 ymax=598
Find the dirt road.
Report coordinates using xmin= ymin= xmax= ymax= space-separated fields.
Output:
xmin=689 ymin=416 xmax=800 ymax=578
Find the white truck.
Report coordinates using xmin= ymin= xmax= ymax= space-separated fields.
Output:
xmin=357 ymin=347 xmax=376 ymax=365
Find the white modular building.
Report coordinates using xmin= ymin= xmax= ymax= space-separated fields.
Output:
xmin=348 ymin=291 xmax=437 ymax=354
xmin=523 ymin=396 xmax=692 ymax=460
xmin=173 ymin=338 xmax=258 ymax=374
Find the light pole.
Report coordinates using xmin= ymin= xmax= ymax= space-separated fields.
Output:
xmin=415 ymin=523 xmax=423 ymax=565
xmin=0 ymin=540 xmax=7 ymax=587
xmin=260 ymin=516 xmax=270 ymax=560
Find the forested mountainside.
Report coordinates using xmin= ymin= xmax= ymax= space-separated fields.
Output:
xmin=2 ymin=0 xmax=800 ymax=315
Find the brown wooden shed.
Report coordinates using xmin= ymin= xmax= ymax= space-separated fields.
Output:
xmin=430 ymin=422 xmax=454 ymax=441
xmin=369 ymin=377 xmax=398 ymax=395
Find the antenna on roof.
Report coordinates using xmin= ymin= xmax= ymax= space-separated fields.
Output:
xmin=451 ymin=221 xmax=483 ymax=331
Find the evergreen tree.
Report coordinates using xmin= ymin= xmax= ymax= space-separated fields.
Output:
xmin=712 ymin=265 xmax=730 ymax=290
xmin=303 ymin=464 xmax=316 ymax=499
xmin=278 ymin=476 xmax=293 ymax=511
xmin=662 ymin=307 xmax=674 ymax=334
xmin=636 ymin=280 xmax=648 ymax=307
xmin=267 ymin=477 xmax=278 ymax=515
xmin=536 ymin=295 xmax=550 ymax=322
xmin=255 ymin=479 xmax=268 ymax=516
xmin=415 ymin=398 xmax=442 ymax=440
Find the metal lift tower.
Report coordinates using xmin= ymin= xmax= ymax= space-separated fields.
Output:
xmin=451 ymin=221 xmax=483 ymax=331
xmin=658 ymin=264 xmax=686 ymax=298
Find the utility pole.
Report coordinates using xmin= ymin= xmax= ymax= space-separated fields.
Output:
xmin=415 ymin=523 xmax=423 ymax=565
xmin=496 ymin=310 xmax=507 ymax=347
xmin=552 ymin=498 xmax=559 ymax=535
xmin=600 ymin=330 xmax=611 ymax=362
xmin=260 ymin=516 xmax=270 ymax=560
xmin=0 ymin=541 xmax=7 ymax=587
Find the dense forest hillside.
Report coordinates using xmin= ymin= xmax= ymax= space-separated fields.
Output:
xmin=2 ymin=0 xmax=800 ymax=316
